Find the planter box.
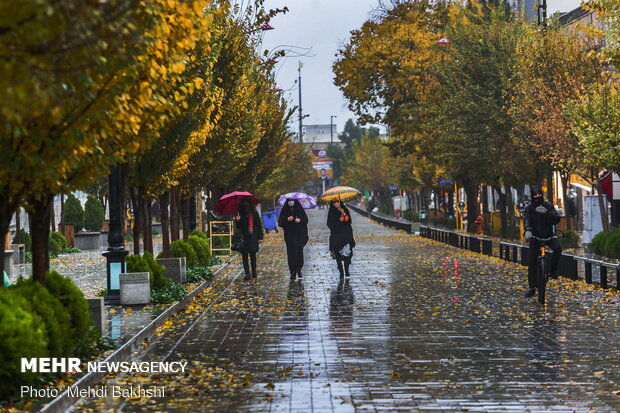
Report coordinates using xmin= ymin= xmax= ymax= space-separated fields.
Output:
xmin=120 ymin=272 xmax=150 ymax=305
xmin=58 ymin=224 xmax=75 ymax=246
xmin=99 ymin=231 xmax=109 ymax=248
xmin=157 ymin=257 xmax=186 ymax=283
xmin=74 ymin=232 xmax=101 ymax=251
xmin=152 ymin=223 xmax=162 ymax=235
xmin=86 ymin=297 xmax=107 ymax=335
xmin=11 ymin=244 xmax=25 ymax=264
xmin=3 ymin=250 xmax=14 ymax=278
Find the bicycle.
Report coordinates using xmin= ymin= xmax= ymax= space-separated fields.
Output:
xmin=530 ymin=230 xmax=563 ymax=305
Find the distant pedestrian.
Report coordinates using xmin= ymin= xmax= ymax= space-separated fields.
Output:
xmin=327 ymin=199 xmax=356 ymax=278
xmin=235 ymin=200 xmax=264 ymax=281
xmin=278 ymin=199 xmax=309 ymax=280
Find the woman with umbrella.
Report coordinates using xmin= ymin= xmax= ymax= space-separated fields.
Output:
xmin=235 ymin=199 xmax=263 ymax=280
xmin=320 ymin=187 xmax=360 ymax=279
xmin=278 ymin=193 xmax=313 ymax=280
xmin=327 ymin=198 xmax=355 ymax=278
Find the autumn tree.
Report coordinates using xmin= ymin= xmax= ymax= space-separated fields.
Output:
xmin=0 ymin=0 xmax=216 ymax=282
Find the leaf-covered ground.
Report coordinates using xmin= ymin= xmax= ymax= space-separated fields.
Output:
xmin=75 ymin=210 xmax=620 ymax=412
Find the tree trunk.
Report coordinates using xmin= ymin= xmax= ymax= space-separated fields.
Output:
xmin=170 ymin=186 xmax=180 ymax=242
xmin=143 ymin=198 xmax=153 ymax=255
xmin=50 ymin=198 xmax=56 ymax=233
xmin=160 ymin=191 xmax=171 ymax=258
xmin=120 ymin=164 xmax=129 ymax=236
xmin=493 ymin=185 xmax=507 ymax=238
xmin=546 ymin=170 xmax=554 ymax=202
xmin=505 ymin=185 xmax=515 ymax=238
xmin=595 ymin=172 xmax=610 ymax=233
xmin=130 ymin=187 xmax=143 ymax=255
xmin=15 ymin=208 xmax=21 ymax=242
xmin=181 ymin=197 xmax=191 ymax=240
xmin=0 ymin=197 xmax=18 ymax=277
xmin=29 ymin=195 xmax=53 ymax=285
xmin=560 ymin=173 xmax=571 ymax=230
xmin=463 ymin=178 xmax=479 ymax=233
xmin=60 ymin=195 xmax=65 ymax=226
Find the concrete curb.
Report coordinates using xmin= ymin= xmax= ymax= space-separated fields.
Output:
xmin=39 ymin=255 xmax=237 ymax=413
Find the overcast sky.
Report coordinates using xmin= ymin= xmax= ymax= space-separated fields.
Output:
xmin=262 ymin=0 xmax=583 ymax=135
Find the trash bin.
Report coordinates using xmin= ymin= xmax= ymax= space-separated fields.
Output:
xmin=261 ymin=211 xmax=278 ymax=233
xmin=274 ymin=206 xmax=281 ymax=218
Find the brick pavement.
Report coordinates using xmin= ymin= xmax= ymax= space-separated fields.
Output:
xmin=75 ymin=209 xmax=620 ymax=412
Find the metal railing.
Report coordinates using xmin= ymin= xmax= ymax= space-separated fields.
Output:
xmin=419 ymin=226 xmax=493 ymax=256
xmin=347 ymin=203 xmax=413 ymax=233
xmin=498 ymin=241 xmax=620 ymax=289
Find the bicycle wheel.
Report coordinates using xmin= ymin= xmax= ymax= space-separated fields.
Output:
xmin=537 ymin=259 xmax=546 ymax=305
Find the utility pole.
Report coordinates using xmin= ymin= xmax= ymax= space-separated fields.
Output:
xmin=298 ymin=61 xmax=303 ymax=143
xmin=330 ymin=115 xmax=337 ymax=145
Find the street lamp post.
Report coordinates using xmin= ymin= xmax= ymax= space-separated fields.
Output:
xmin=102 ymin=164 xmax=128 ymax=304
xmin=330 ymin=115 xmax=337 ymax=145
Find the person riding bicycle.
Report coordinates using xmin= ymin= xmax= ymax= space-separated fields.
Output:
xmin=523 ymin=186 xmax=562 ymax=298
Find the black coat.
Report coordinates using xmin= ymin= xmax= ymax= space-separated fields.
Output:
xmin=327 ymin=204 xmax=356 ymax=252
xmin=235 ymin=210 xmax=263 ymax=254
xmin=523 ymin=200 xmax=560 ymax=238
xmin=278 ymin=200 xmax=309 ymax=247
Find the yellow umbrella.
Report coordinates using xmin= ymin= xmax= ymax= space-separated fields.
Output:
xmin=318 ymin=186 xmax=362 ymax=205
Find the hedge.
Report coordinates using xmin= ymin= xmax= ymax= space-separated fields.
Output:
xmin=64 ymin=193 xmax=84 ymax=232
xmin=84 ymin=195 xmax=105 ymax=232
xmin=171 ymin=239 xmax=198 ymax=267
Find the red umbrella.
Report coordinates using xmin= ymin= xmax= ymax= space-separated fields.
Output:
xmin=215 ymin=191 xmax=260 ymax=216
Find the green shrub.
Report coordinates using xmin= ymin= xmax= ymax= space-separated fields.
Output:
xmin=126 ymin=254 xmax=150 ymax=274
xmin=208 ymin=256 xmax=222 ymax=266
xmin=143 ymin=252 xmax=170 ymax=289
xmin=45 ymin=270 xmax=92 ymax=342
xmin=64 ymin=193 xmax=84 ymax=232
xmin=590 ymin=229 xmax=620 ymax=259
xmin=49 ymin=231 xmax=68 ymax=256
xmin=403 ymin=210 xmax=419 ymax=222
xmin=63 ymin=246 xmax=82 ymax=253
xmin=171 ymin=240 xmax=198 ymax=267
xmin=561 ymin=230 xmax=580 ymax=249
xmin=50 ymin=231 xmax=68 ymax=250
xmin=84 ymin=195 xmax=105 ymax=232
xmin=12 ymin=278 xmax=73 ymax=356
xmin=591 ymin=230 xmax=605 ymax=255
xmin=602 ymin=229 xmax=620 ymax=259
xmin=24 ymin=251 xmax=32 ymax=263
xmin=212 ymin=236 xmax=230 ymax=250
xmin=190 ymin=229 xmax=209 ymax=240
xmin=12 ymin=228 xmax=32 ymax=252
xmin=187 ymin=266 xmax=214 ymax=283
xmin=189 ymin=235 xmax=210 ymax=266
xmin=0 ymin=288 xmax=48 ymax=400
xmin=72 ymin=326 xmax=116 ymax=361
xmin=151 ymin=282 xmax=188 ymax=304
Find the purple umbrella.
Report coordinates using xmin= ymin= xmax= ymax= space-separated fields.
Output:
xmin=277 ymin=192 xmax=317 ymax=209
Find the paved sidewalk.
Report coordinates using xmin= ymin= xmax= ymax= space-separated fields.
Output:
xmin=75 ymin=209 xmax=620 ymax=412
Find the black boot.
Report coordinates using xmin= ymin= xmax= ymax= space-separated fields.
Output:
xmin=524 ymin=288 xmax=536 ymax=298
xmin=344 ymin=261 xmax=351 ymax=278
xmin=297 ymin=270 xmax=303 ymax=279
xmin=336 ymin=258 xmax=344 ymax=279
xmin=290 ymin=270 xmax=296 ymax=280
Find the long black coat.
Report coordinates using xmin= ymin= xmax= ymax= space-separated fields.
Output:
xmin=327 ymin=204 xmax=355 ymax=253
xmin=235 ymin=210 xmax=264 ymax=254
xmin=523 ymin=200 xmax=560 ymax=238
xmin=278 ymin=200 xmax=309 ymax=247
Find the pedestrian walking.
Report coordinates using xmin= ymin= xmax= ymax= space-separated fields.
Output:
xmin=278 ymin=198 xmax=309 ymax=280
xmin=327 ymin=199 xmax=356 ymax=278
xmin=234 ymin=200 xmax=264 ymax=281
